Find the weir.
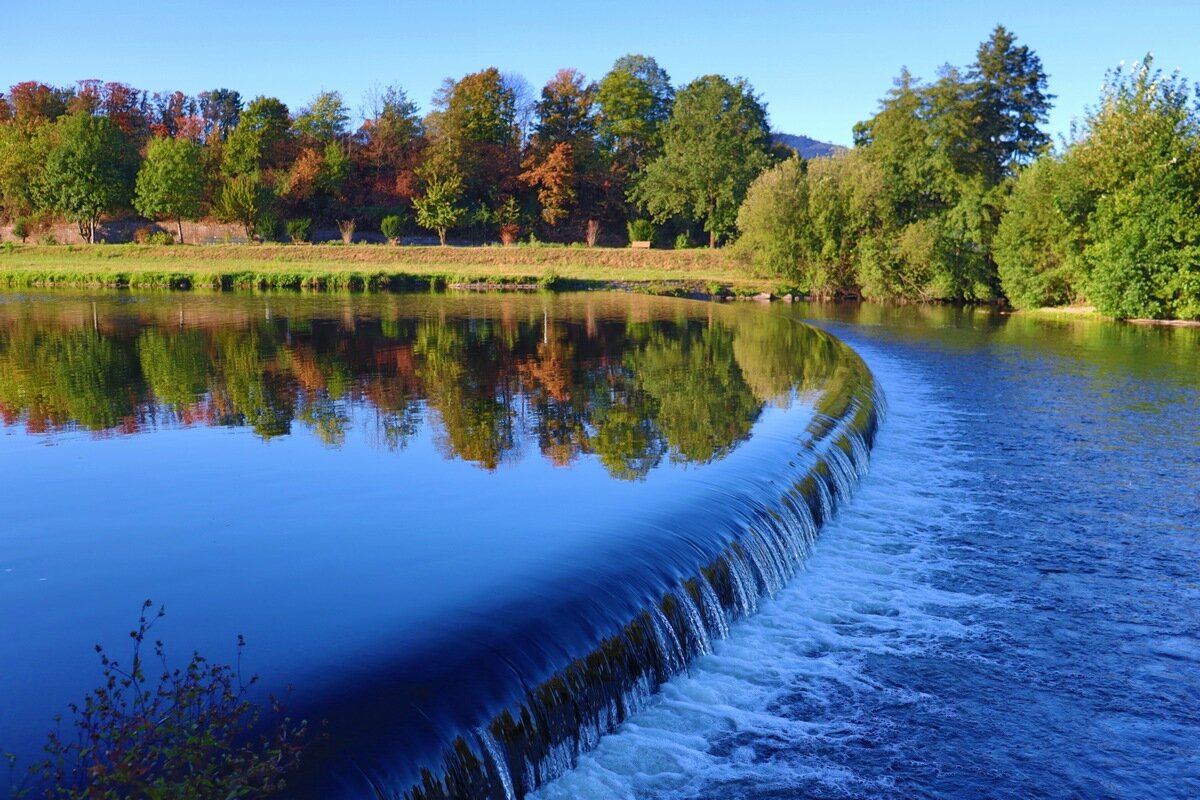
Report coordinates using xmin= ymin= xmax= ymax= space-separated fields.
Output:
xmin=300 ymin=331 xmax=883 ymax=800
xmin=0 ymin=292 xmax=881 ymax=799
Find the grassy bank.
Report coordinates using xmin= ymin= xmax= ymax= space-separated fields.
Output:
xmin=0 ymin=242 xmax=777 ymax=295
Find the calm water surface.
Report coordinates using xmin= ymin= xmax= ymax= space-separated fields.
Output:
xmin=536 ymin=304 xmax=1200 ymax=800
xmin=0 ymin=291 xmax=877 ymax=797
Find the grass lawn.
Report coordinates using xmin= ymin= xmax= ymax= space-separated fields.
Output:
xmin=0 ymin=242 xmax=778 ymax=295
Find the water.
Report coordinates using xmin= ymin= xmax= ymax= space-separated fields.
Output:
xmin=0 ymin=292 xmax=879 ymax=797
xmin=535 ymin=304 xmax=1200 ymax=800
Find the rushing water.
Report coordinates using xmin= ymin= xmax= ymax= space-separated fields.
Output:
xmin=0 ymin=292 xmax=879 ymax=798
xmin=535 ymin=304 xmax=1200 ymax=800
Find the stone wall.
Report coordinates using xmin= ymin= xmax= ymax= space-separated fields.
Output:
xmin=0 ymin=219 xmax=418 ymax=245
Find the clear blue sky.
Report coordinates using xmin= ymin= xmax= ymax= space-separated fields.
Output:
xmin=6 ymin=1 xmax=1199 ymax=146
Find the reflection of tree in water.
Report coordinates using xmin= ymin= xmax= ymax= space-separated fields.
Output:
xmin=0 ymin=300 xmax=852 ymax=478
xmin=0 ymin=326 xmax=140 ymax=432
xmin=414 ymin=318 xmax=516 ymax=470
xmin=624 ymin=322 xmax=760 ymax=464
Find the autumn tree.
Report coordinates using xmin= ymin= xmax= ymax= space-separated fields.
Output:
xmin=150 ymin=91 xmax=204 ymax=141
xmin=6 ymin=81 xmax=69 ymax=130
xmin=521 ymin=142 xmax=576 ymax=225
xmin=520 ymin=69 xmax=610 ymax=231
xmin=422 ymin=68 xmax=521 ymax=213
xmin=634 ymin=75 xmax=772 ymax=247
xmin=135 ymin=136 xmax=204 ymax=242
xmin=40 ymin=113 xmax=139 ymax=243
xmin=355 ymin=84 xmax=425 ymax=208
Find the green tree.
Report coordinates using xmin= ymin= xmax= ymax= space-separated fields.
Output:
xmin=41 ymin=113 xmax=139 ymax=243
xmin=994 ymin=155 xmax=1089 ymax=309
xmin=293 ymin=90 xmax=349 ymax=144
xmin=0 ymin=122 xmax=54 ymax=220
xmin=735 ymin=156 xmax=811 ymax=280
xmin=596 ymin=54 xmax=674 ymax=176
xmin=215 ymin=173 xmax=272 ymax=239
xmin=222 ymin=96 xmax=291 ymax=178
xmin=135 ymin=136 xmax=204 ymax=243
xmin=634 ymin=75 xmax=772 ymax=247
xmin=1073 ymin=58 xmax=1200 ymax=319
xmin=414 ymin=175 xmax=465 ymax=245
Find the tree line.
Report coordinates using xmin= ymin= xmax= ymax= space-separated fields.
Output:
xmin=736 ymin=27 xmax=1200 ymax=319
xmin=0 ymin=56 xmax=780 ymax=248
xmin=3 ymin=28 xmax=1197 ymax=319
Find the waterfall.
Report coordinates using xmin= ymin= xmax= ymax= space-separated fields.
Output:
xmin=372 ymin=348 xmax=884 ymax=800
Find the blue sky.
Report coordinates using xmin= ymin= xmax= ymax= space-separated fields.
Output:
xmin=6 ymin=1 xmax=1199 ymax=146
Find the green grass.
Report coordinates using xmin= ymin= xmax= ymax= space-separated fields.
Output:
xmin=0 ymin=242 xmax=770 ymax=295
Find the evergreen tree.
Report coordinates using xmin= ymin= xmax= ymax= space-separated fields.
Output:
xmin=971 ymin=25 xmax=1053 ymax=182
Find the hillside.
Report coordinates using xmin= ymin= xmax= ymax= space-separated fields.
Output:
xmin=772 ymin=132 xmax=847 ymax=159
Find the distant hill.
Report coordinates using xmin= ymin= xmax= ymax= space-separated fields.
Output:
xmin=772 ymin=133 xmax=847 ymax=159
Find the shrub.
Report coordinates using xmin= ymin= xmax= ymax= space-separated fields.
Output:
xmin=38 ymin=233 xmax=58 ymax=246
xmin=674 ymin=232 xmax=691 ymax=250
xmin=16 ymin=601 xmax=311 ymax=799
xmin=627 ymin=219 xmax=655 ymax=243
xmin=255 ymin=213 xmax=281 ymax=243
xmin=379 ymin=214 xmax=403 ymax=244
xmin=337 ymin=219 xmax=355 ymax=245
xmin=12 ymin=218 xmax=30 ymax=243
xmin=144 ymin=230 xmax=175 ymax=246
xmin=286 ymin=218 xmax=312 ymax=244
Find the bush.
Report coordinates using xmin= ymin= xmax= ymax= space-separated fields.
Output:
xmin=12 ymin=218 xmax=30 ymax=243
xmin=380 ymin=214 xmax=403 ymax=244
xmin=627 ymin=219 xmax=656 ymax=243
xmin=255 ymin=213 xmax=281 ymax=243
xmin=16 ymin=601 xmax=311 ymax=799
xmin=144 ymin=230 xmax=175 ymax=246
xmin=286 ymin=218 xmax=312 ymax=244
xmin=38 ymin=232 xmax=58 ymax=246
xmin=674 ymin=232 xmax=691 ymax=250
xmin=337 ymin=219 xmax=355 ymax=245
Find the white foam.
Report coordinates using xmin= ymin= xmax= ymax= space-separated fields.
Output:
xmin=531 ymin=345 xmax=981 ymax=800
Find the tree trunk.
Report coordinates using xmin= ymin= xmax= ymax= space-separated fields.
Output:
xmin=438 ymin=228 xmax=447 ymax=246
xmin=709 ymin=196 xmax=717 ymax=248
xmin=177 ymin=217 xmax=184 ymax=245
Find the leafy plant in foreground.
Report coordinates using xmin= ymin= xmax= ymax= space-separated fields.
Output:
xmin=11 ymin=600 xmax=311 ymax=799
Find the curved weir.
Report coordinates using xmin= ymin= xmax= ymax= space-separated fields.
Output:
xmin=294 ymin=319 xmax=884 ymax=799
xmin=0 ymin=292 xmax=881 ymax=799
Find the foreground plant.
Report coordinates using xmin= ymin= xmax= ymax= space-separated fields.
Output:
xmin=11 ymin=600 xmax=311 ymax=799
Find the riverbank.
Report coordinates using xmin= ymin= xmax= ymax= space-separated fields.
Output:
xmin=0 ymin=242 xmax=778 ymax=295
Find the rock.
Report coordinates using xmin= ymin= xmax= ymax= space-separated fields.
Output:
xmin=753 ymin=292 xmax=773 ymax=302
